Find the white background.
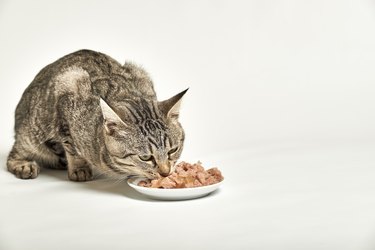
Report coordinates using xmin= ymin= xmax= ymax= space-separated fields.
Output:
xmin=0 ymin=1 xmax=375 ymax=249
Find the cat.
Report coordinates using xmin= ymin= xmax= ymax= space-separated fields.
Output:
xmin=7 ymin=49 xmax=187 ymax=182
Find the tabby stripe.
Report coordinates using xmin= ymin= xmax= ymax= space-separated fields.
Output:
xmin=163 ymin=134 xmax=168 ymax=148
xmin=160 ymin=120 xmax=165 ymax=130
xmin=102 ymin=152 xmax=126 ymax=174
xmin=113 ymin=158 xmax=135 ymax=167
xmin=148 ymin=143 xmax=153 ymax=153
xmin=134 ymin=106 xmax=146 ymax=120
xmin=123 ymin=153 xmax=135 ymax=158
xmin=107 ymin=162 xmax=126 ymax=174
xmin=145 ymin=102 xmax=156 ymax=120
xmin=144 ymin=121 xmax=155 ymax=132
xmin=140 ymin=99 xmax=151 ymax=117
xmin=140 ymin=126 xmax=147 ymax=136
xmin=154 ymin=121 xmax=161 ymax=130
xmin=126 ymin=108 xmax=140 ymax=124
xmin=159 ymin=133 xmax=164 ymax=148
xmin=151 ymin=103 xmax=159 ymax=118
xmin=148 ymin=137 xmax=159 ymax=148
xmin=127 ymin=100 xmax=144 ymax=120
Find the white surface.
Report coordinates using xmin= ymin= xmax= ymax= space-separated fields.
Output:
xmin=1 ymin=1 xmax=375 ymax=250
xmin=127 ymin=178 xmax=223 ymax=200
xmin=1 ymin=143 xmax=375 ymax=250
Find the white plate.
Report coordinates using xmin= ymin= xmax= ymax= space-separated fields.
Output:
xmin=127 ymin=178 xmax=223 ymax=200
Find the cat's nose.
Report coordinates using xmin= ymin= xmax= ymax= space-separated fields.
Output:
xmin=157 ymin=163 xmax=171 ymax=177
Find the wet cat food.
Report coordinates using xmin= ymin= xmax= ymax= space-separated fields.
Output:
xmin=138 ymin=161 xmax=224 ymax=188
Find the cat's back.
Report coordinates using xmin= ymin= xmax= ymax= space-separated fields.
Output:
xmin=31 ymin=49 xmax=122 ymax=88
xmin=15 ymin=50 xmax=156 ymax=130
xmin=23 ymin=49 xmax=156 ymax=100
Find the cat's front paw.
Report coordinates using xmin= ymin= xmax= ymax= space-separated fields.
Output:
xmin=68 ymin=167 xmax=93 ymax=182
xmin=9 ymin=161 xmax=40 ymax=179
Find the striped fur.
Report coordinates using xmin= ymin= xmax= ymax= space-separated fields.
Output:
xmin=7 ymin=49 xmax=187 ymax=181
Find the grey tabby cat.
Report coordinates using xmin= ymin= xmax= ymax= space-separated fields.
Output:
xmin=7 ymin=49 xmax=187 ymax=182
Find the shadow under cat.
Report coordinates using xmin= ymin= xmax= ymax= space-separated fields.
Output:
xmin=0 ymin=150 xmax=147 ymax=201
xmin=35 ymin=168 xmax=158 ymax=202
xmin=1 ymin=150 xmax=220 ymax=202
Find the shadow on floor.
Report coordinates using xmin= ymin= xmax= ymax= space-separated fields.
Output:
xmin=1 ymin=150 xmax=220 ymax=202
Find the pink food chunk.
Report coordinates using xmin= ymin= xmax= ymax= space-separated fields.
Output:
xmin=137 ymin=161 xmax=224 ymax=189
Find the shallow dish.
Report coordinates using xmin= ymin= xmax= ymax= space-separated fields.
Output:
xmin=127 ymin=178 xmax=223 ymax=200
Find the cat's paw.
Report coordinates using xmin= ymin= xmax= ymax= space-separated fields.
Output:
xmin=68 ymin=167 xmax=93 ymax=182
xmin=9 ymin=161 xmax=40 ymax=179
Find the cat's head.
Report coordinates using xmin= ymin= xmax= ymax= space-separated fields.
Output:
xmin=99 ymin=89 xmax=188 ymax=179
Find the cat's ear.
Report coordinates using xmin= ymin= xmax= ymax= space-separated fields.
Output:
xmin=99 ymin=98 xmax=126 ymax=136
xmin=158 ymin=88 xmax=188 ymax=120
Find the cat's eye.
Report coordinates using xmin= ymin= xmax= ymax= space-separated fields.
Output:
xmin=168 ymin=147 xmax=178 ymax=155
xmin=139 ymin=155 xmax=153 ymax=162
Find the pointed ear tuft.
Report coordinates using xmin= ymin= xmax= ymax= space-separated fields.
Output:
xmin=99 ymin=98 xmax=125 ymax=136
xmin=158 ymin=88 xmax=188 ymax=120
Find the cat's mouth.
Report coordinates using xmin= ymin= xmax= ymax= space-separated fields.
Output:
xmin=146 ymin=171 xmax=160 ymax=180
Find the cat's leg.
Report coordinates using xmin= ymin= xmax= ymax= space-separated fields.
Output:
xmin=68 ymin=157 xmax=93 ymax=182
xmin=61 ymin=141 xmax=93 ymax=182
xmin=7 ymin=141 xmax=40 ymax=179
xmin=65 ymin=152 xmax=93 ymax=182
xmin=56 ymin=94 xmax=94 ymax=182
xmin=7 ymin=139 xmax=67 ymax=179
